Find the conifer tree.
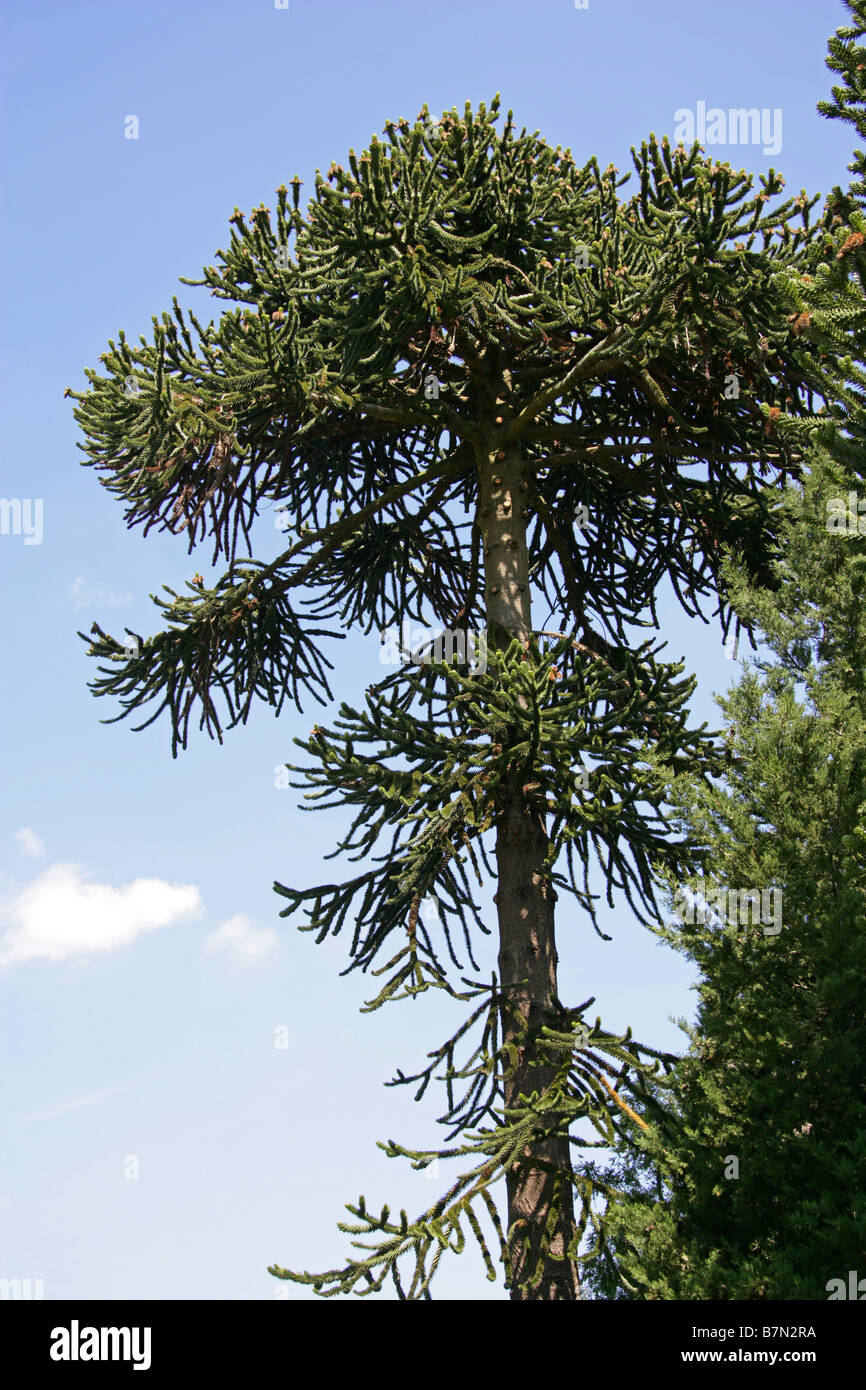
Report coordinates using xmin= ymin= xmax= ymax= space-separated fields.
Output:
xmin=582 ymin=1 xmax=866 ymax=1300
xmin=581 ymin=449 xmax=866 ymax=1300
xmin=68 ymin=98 xmax=840 ymax=1298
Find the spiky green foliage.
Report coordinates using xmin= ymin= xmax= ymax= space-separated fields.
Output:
xmin=582 ymin=9 xmax=866 ymax=1299
xmin=820 ymin=0 xmax=866 ymax=203
xmin=265 ymin=633 xmax=720 ymax=1295
xmin=69 ymin=95 xmax=842 ymax=1296
xmin=274 ymin=635 xmax=722 ymax=970
xmin=269 ymin=1000 xmax=678 ymax=1298
xmin=73 ymin=99 xmax=836 ymax=720
xmin=581 ymin=453 xmax=866 ymax=1300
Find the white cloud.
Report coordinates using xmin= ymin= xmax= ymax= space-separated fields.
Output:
xmin=0 ymin=863 xmax=203 ymax=969
xmin=71 ymin=577 xmax=134 ymax=608
xmin=203 ymin=914 xmax=278 ymax=965
xmin=14 ymin=828 xmax=45 ymax=858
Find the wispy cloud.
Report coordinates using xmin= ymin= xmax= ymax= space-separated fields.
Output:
xmin=0 ymin=863 xmax=203 ymax=970
xmin=14 ymin=828 xmax=45 ymax=858
xmin=71 ymin=577 xmax=134 ymax=608
xmin=12 ymin=1077 xmax=146 ymax=1126
xmin=203 ymin=914 xmax=278 ymax=965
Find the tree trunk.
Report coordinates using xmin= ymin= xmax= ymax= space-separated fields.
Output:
xmin=477 ymin=440 xmax=582 ymax=1300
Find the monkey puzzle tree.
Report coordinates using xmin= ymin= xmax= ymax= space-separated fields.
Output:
xmin=69 ymin=97 xmax=839 ymax=1298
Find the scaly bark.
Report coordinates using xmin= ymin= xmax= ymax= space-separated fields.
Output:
xmin=477 ymin=435 xmax=582 ymax=1300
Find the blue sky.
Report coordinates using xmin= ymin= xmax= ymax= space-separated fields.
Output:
xmin=0 ymin=0 xmax=855 ymax=1301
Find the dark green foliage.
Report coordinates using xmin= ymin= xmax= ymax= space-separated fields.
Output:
xmin=582 ymin=5 xmax=866 ymax=1299
xmin=582 ymin=454 xmax=866 ymax=1300
xmin=276 ymin=635 xmax=721 ymax=974
xmin=69 ymin=92 xmax=843 ymax=1295
xmin=73 ymin=99 xmax=837 ymax=705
